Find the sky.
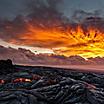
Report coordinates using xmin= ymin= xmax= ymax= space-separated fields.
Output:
xmin=62 ymin=0 xmax=104 ymax=17
xmin=0 ymin=0 xmax=104 ymax=19
xmin=1 ymin=0 xmax=104 ymax=58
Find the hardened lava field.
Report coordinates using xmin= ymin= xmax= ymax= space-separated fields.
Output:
xmin=0 ymin=60 xmax=104 ymax=104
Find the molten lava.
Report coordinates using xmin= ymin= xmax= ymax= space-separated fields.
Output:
xmin=13 ymin=78 xmax=32 ymax=83
xmin=0 ymin=79 xmax=5 ymax=84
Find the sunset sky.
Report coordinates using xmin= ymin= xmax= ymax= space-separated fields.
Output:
xmin=1 ymin=0 xmax=104 ymax=58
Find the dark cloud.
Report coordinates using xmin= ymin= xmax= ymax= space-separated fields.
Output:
xmin=26 ymin=0 xmax=65 ymax=27
xmin=61 ymin=0 xmax=104 ymax=18
xmin=71 ymin=10 xmax=102 ymax=23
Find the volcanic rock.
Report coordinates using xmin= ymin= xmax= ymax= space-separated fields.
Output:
xmin=0 ymin=59 xmax=15 ymax=75
xmin=0 ymin=65 xmax=104 ymax=104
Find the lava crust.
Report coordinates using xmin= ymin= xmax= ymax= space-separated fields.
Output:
xmin=0 ymin=63 xmax=104 ymax=104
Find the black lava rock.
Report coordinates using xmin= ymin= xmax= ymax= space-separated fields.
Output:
xmin=0 ymin=65 xmax=104 ymax=104
xmin=0 ymin=59 xmax=15 ymax=75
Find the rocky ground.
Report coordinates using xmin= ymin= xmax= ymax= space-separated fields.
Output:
xmin=0 ymin=60 xmax=104 ymax=104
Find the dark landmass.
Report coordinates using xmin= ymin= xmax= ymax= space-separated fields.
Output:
xmin=0 ymin=60 xmax=104 ymax=104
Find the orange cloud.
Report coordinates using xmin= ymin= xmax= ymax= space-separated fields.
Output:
xmin=5 ymin=24 xmax=104 ymax=58
xmin=1 ymin=16 xmax=104 ymax=58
